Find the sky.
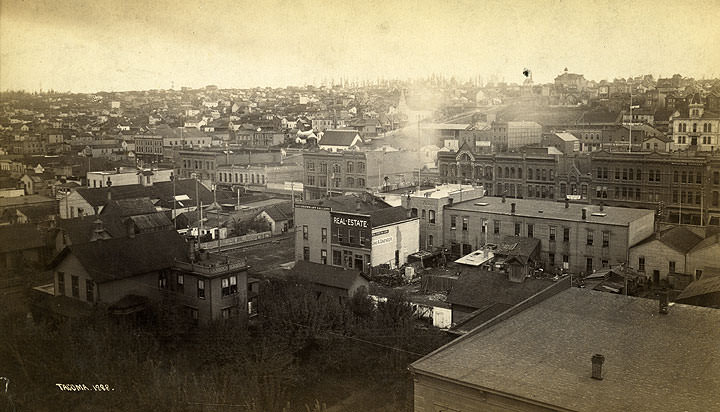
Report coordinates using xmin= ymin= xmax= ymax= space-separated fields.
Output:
xmin=1 ymin=0 xmax=719 ymax=93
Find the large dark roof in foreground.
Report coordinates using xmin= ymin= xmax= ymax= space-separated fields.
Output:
xmin=412 ymin=288 xmax=720 ymax=412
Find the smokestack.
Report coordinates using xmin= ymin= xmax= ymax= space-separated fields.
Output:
xmin=511 ymin=202 xmax=516 ymax=214
xmin=565 ymin=198 xmax=569 ymax=208
xmin=600 ymin=202 xmax=604 ymax=212
xmin=582 ymin=208 xmax=587 ymax=220
xmin=591 ymin=354 xmax=605 ymax=380
xmin=659 ymin=291 xmax=669 ymax=314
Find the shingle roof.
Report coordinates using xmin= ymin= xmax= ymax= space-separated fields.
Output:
xmin=369 ymin=206 xmax=412 ymax=227
xmin=412 ymin=288 xmax=720 ymax=412
xmin=676 ymin=275 xmax=720 ymax=301
xmin=52 ymin=230 xmax=187 ymax=283
xmin=262 ymin=202 xmax=293 ymax=222
xmin=99 ymin=197 xmax=157 ymax=217
xmin=446 ymin=269 xmax=553 ymax=310
xmin=319 ymin=130 xmax=361 ymax=147
xmin=74 ymin=179 xmax=213 ymax=210
xmin=0 ymin=224 xmax=46 ymax=253
xmin=290 ymin=260 xmax=368 ymax=291
xmin=656 ymin=226 xmax=704 ymax=254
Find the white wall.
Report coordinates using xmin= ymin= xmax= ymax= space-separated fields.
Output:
xmin=371 ymin=218 xmax=420 ymax=268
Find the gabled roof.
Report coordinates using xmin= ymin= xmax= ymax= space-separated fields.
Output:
xmin=73 ymin=179 xmax=213 ymax=210
xmin=0 ymin=224 xmax=47 ymax=253
xmin=55 ymin=214 xmax=127 ymax=245
xmin=51 ymin=230 xmax=187 ymax=283
xmin=446 ymin=269 xmax=553 ymax=310
xmin=689 ymin=233 xmax=720 ymax=254
xmin=676 ymin=275 xmax=720 ymax=301
xmin=656 ymin=226 xmax=704 ymax=254
xmin=99 ymin=197 xmax=157 ymax=217
xmin=319 ymin=130 xmax=361 ymax=147
xmin=290 ymin=260 xmax=369 ymax=291
xmin=262 ymin=201 xmax=293 ymax=222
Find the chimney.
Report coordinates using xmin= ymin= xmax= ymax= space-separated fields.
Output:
xmin=511 ymin=202 xmax=516 ymax=214
xmin=659 ymin=291 xmax=669 ymax=314
xmin=448 ymin=197 xmax=454 ymax=206
xmin=565 ymin=198 xmax=569 ymax=208
xmin=599 ymin=202 xmax=604 ymax=212
xmin=591 ymin=354 xmax=605 ymax=380
xmin=125 ymin=218 xmax=135 ymax=238
xmin=188 ymin=237 xmax=196 ymax=262
xmin=356 ymin=200 xmax=361 ymax=211
xmin=501 ymin=194 xmax=506 ymax=203
xmin=582 ymin=208 xmax=587 ymax=220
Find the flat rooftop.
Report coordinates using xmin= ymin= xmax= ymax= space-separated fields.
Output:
xmin=412 ymin=288 xmax=720 ymax=412
xmin=449 ymin=196 xmax=653 ymax=226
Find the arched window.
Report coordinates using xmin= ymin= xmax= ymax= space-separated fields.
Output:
xmin=421 ymin=209 xmax=426 ymax=219
xmin=347 ymin=177 xmax=354 ymax=187
xmin=536 ymin=169 xmax=541 ymax=181
xmin=428 ymin=210 xmax=436 ymax=223
xmin=510 ymin=167 xmax=515 ymax=178
xmin=518 ymin=168 xmax=523 ymax=179
xmin=497 ymin=167 xmax=503 ymax=178
xmin=357 ymin=178 xmax=365 ymax=187
xmin=347 ymin=161 xmax=354 ymax=173
xmin=693 ymin=123 xmax=698 ymax=133
xmin=673 ymin=171 xmax=678 ymax=182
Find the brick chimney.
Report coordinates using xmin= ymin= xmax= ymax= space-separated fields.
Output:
xmin=591 ymin=354 xmax=605 ymax=380
xmin=565 ymin=198 xmax=569 ymax=208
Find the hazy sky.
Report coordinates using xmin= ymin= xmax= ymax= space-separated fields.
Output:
xmin=1 ymin=0 xmax=719 ymax=92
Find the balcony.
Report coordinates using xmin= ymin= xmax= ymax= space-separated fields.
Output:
xmin=174 ymin=257 xmax=249 ymax=277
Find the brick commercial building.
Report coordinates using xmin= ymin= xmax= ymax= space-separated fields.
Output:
xmin=294 ymin=194 xmax=419 ymax=271
xmin=589 ymin=150 xmax=720 ymax=226
xmin=439 ymin=146 xmax=720 ymax=226
xmin=302 ymin=149 xmax=425 ymax=200
xmin=410 ymin=288 xmax=720 ymax=412
xmin=177 ymin=148 xmax=284 ymax=183
xmin=443 ymin=196 xmax=655 ymax=275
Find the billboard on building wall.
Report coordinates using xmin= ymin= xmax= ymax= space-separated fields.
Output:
xmin=331 ymin=211 xmax=371 ymax=248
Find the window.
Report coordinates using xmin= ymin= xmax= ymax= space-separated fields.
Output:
xmin=586 ymin=231 xmax=593 ymax=246
xmin=601 ymin=259 xmax=608 ymax=268
xmin=85 ymin=280 xmax=94 ymax=302
xmin=307 ymin=175 xmax=315 ymax=185
xmin=669 ymin=261 xmax=676 ymax=273
xmin=411 ymin=208 xmax=418 ymax=218
xmin=221 ymin=277 xmax=230 ymax=296
xmin=639 ymin=256 xmax=645 ymax=272
xmin=177 ymin=274 xmax=184 ymax=293
xmin=450 ymin=216 xmax=457 ymax=230
xmin=359 ymin=230 xmax=365 ymax=246
xmin=332 ymin=163 xmax=341 ymax=174
xmin=563 ymin=255 xmax=569 ymax=268
xmin=303 ymin=247 xmax=310 ymax=261
xmin=421 ymin=209 xmax=426 ymax=219
xmin=321 ymin=249 xmax=327 ymax=265
xmin=71 ymin=275 xmax=79 ymax=298
xmin=549 ymin=226 xmax=556 ymax=241
xmin=159 ymin=272 xmax=168 ymax=289
xmin=57 ymin=271 xmax=65 ymax=295
xmin=333 ymin=250 xmax=342 ymax=266
xmin=197 ymin=279 xmax=205 ymax=299
xmin=462 ymin=217 xmax=469 ymax=231
xmin=493 ymin=220 xmax=500 ymax=234
xmin=586 ymin=257 xmax=593 ymax=272
xmin=321 ymin=227 xmax=327 ymax=242
xmin=347 ymin=161 xmax=354 ymax=173
xmin=563 ymin=227 xmax=570 ymax=242
xmin=337 ymin=226 xmax=345 ymax=243
xmin=548 ymin=253 xmax=555 ymax=265
xmin=303 ymin=225 xmax=308 ymax=240
xmin=696 ymin=269 xmax=703 ymax=280
xmin=514 ymin=223 xmax=521 ymax=236
xmin=428 ymin=235 xmax=434 ymax=248
xmin=527 ymin=224 xmax=533 ymax=238
xmin=221 ymin=307 xmax=231 ymax=320
xmin=602 ymin=232 xmax=609 ymax=248
xmin=358 ymin=162 xmax=365 ymax=172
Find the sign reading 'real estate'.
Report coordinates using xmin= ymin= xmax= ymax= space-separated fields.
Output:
xmin=332 ymin=213 xmax=370 ymax=228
